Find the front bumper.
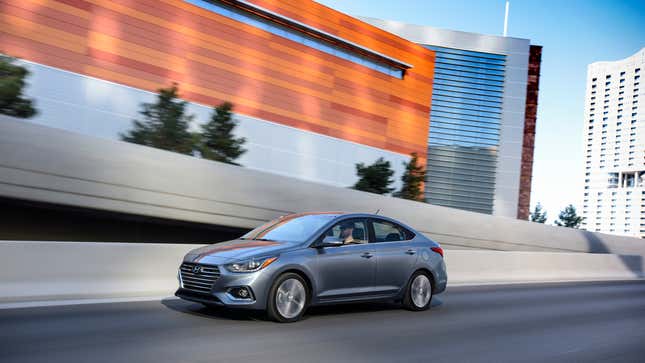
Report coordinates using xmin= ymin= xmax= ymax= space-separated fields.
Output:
xmin=176 ymin=262 xmax=276 ymax=310
xmin=175 ymin=288 xmax=224 ymax=306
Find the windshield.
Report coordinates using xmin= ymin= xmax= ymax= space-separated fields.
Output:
xmin=241 ymin=214 xmax=337 ymax=243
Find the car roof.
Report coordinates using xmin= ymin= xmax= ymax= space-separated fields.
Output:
xmin=289 ymin=211 xmax=393 ymax=219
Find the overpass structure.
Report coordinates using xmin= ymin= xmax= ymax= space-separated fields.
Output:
xmin=2 ymin=117 xmax=645 ymax=254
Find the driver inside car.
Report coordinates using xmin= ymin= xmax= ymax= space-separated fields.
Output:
xmin=340 ymin=222 xmax=356 ymax=244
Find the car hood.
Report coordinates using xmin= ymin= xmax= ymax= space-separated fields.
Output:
xmin=186 ymin=239 xmax=300 ymax=264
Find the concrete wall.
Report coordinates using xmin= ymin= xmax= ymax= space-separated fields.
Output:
xmin=447 ymin=250 xmax=643 ymax=284
xmin=2 ymin=118 xmax=645 ymax=255
xmin=0 ymin=241 xmax=642 ymax=304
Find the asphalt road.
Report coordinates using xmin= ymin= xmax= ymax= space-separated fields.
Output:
xmin=1 ymin=280 xmax=645 ymax=363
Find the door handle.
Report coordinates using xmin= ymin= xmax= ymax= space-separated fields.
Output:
xmin=405 ymin=249 xmax=416 ymax=255
xmin=360 ymin=252 xmax=373 ymax=259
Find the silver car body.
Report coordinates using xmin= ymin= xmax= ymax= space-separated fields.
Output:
xmin=175 ymin=212 xmax=447 ymax=310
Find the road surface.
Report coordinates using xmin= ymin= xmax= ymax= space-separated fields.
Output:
xmin=1 ymin=280 xmax=644 ymax=363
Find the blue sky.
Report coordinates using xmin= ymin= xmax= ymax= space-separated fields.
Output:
xmin=318 ymin=0 xmax=645 ymax=222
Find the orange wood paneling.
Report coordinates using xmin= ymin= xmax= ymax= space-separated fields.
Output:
xmin=0 ymin=0 xmax=435 ymax=158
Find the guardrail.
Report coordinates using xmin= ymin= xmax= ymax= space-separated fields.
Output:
xmin=1 ymin=241 xmax=642 ymax=305
xmin=2 ymin=118 xmax=645 ymax=255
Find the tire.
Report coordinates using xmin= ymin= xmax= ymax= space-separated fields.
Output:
xmin=402 ymin=271 xmax=433 ymax=311
xmin=267 ymin=272 xmax=309 ymax=323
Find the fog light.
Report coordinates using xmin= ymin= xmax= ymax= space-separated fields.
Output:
xmin=228 ymin=287 xmax=254 ymax=300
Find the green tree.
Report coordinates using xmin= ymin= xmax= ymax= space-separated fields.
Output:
xmin=120 ymin=84 xmax=195 ymax=155
xmin=554 ymin=204 xmax=584 ymax=228
xmin=0 ymin=55 xmax=37 ymax=118
xmin=529 ymin=203 xmax=548 ymax=223
xmin=393 ymin=152 xmax=425 ymax=201
xmin=196 ymin=102 xmax=246 ymax=165
xmin=352 ymin=157 xmax=394 ymax=195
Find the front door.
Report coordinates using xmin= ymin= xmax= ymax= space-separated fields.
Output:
xmin=313 ymin=219 xmax=375 ymax=300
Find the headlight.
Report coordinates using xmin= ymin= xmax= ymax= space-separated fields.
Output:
xmin=224 ymin=256 xmax=278 ymax=273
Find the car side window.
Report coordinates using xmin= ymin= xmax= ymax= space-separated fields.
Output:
xmin=324 ymin=219 xmax=369 ymax=245
xmin=371 ymin=219 xmax=413 ymax=242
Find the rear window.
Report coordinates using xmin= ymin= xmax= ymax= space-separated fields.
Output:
xmin=371 ymin=219 xmax=415 ymax=242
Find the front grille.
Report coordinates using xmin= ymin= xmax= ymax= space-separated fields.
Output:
xmin=179 ymin=262 xmax=221 ymax=293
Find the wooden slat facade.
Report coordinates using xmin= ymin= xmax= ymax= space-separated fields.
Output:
xmin=0 ymin=0 xmax=435 ymax=158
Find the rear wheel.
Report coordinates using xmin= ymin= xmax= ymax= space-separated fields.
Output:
xmin=267 ymin=273 xmax=309 ymax=323
xmin=402 ymin=271 xmax=433 ymax=311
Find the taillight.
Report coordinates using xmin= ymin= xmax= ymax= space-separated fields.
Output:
xmin=431 ymin=246 xmax=444 ymax=258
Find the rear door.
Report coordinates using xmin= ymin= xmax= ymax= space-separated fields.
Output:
xmin=369 ymin=218 xmax=418 ymax=294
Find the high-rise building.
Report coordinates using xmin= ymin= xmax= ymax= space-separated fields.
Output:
xmin=581 ymin=48 xmax=645 ymax=237
xmin=361 ymin=18 xmax=542 ymax=218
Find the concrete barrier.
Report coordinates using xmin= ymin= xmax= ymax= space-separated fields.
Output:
xmin=0 ymin=241 xmax=199 ymax=303
xmin=446 ymin=250 xmax=644 ymax=285
xmin=1 ymin=241 xmax=643 ymax=305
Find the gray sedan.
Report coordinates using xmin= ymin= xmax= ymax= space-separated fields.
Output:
xmin=175 ymin=212 xmax=447 ymax=322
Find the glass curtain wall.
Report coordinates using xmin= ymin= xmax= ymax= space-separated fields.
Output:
xmin=423 ymin=45 xmax=506 ymax=214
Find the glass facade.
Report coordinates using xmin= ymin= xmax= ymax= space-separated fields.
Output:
xmin=187 ymin=0 xmax=405 ymax=78
xmin=424 ymin=45 xmax=506 ymax=214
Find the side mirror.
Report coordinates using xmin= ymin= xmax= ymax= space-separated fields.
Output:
xmin=316 ymin=236 xmax=343 ymax=248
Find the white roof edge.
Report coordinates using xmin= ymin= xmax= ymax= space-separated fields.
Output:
xmin=357 ymin=16 xmax=532 ymax=44
xmin=588 ymin=47 xmax=645 ymax=68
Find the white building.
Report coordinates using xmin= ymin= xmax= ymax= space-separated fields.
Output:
xmin=581 ymin=48 xmax=645 ymax=237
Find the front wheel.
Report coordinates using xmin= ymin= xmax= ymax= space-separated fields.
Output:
xmin=267 ymin=273 xmax=309 ymax=323
xmin=402 ymin=271 xmax=433 ymax=311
